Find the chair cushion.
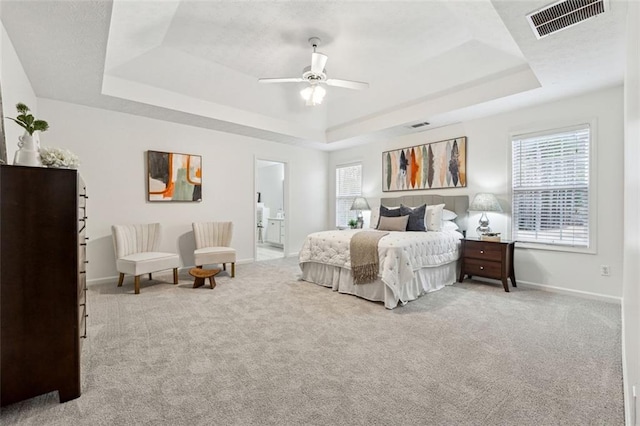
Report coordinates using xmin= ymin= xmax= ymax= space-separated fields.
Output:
xmin=194 ymin=247 xmax=236 ymax=266
xmin=116 ymin=252 xmax=181 ymax=276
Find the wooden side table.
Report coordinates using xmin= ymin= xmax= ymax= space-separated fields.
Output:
xmin=458 ymin=238 xmax=516 ymax=292
xmin=189 ymin=268 xmax=221 ymax=289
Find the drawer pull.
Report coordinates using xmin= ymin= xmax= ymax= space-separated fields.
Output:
xmin=480 ymin=250 xmax=484 ymax=254
xmin=480 ymin=266 xmax=484 ymax=270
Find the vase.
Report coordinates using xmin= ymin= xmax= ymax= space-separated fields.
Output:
xmin=13 ymin=131 xmax=42 ymax=167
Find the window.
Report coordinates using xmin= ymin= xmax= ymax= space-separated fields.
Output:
xmin=511 ymin=124 xmax=591 ymax=248
xmin=336 ymin=163 xmax=362 ymax=228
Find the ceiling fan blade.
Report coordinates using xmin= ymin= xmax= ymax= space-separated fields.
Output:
xmin=311 ymin=52 xmax=328 ymax=74
xmin=325 ymin=79 xmax=369 ymax=90
xmin=258 ymin=78 xmax=305 ymax=84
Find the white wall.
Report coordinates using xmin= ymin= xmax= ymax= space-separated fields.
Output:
xmin=36 ymin=99 xmax=328 ymax=281
xmin=622 ymin=1 xmax=640 ymax=423
xmin=329 ymin=86 xmax=624 ymax=299
xmin=1 ymin=22 xmax=37 ymax=162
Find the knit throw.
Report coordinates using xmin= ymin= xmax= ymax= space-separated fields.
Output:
xmin=350 ymin=231 xmax=389 ymax=284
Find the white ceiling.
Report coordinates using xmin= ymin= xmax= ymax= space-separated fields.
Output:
xmin=0 ymin=0 xmax=628 ymax=151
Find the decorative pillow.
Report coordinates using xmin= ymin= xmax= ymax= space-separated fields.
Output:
xmin=442 ymin=209 xmax=457 ymax=221
xmin=377 ymin=215 xmax=409 ymax=232
xmin=425 ymin=204 xmax=445 ymax=231
xmin=441 ymin=221 xmax=459 ymax=231
xmin=376 ymin=205 xmax=401 ymax=228
xmin=400 ymin=204 xmax=427 ymax=232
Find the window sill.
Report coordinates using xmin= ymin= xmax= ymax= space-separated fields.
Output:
xmin=515 ymin=241 xmax=596 ymax=254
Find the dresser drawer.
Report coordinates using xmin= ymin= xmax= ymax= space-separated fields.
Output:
xmin=465 ymin=258 xmax=502 ymax=280
xmin=464 ymin=241 xmax=502 ymax=261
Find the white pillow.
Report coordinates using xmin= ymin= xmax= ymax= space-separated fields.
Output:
xmin=442 ymin=209 xmax=457 ymax=221
xmin=441 ymin=221 xmax=459 ymax=231
xmin=425 ymin=204 xmax=445 ymax=231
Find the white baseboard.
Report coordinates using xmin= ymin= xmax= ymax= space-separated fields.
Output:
xmin=86 ymin=258 xmax=255 ymax=287
xmin=515 ymin=279 xmax=622 ymax=304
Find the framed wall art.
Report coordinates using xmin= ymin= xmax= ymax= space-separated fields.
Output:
xmin=147 ymin=150 xmax=202 ymax=202
xmin=382 ymin=136 xmax=466 ymax=192
xmin=0 ymin=82 xmax=7 ymax=165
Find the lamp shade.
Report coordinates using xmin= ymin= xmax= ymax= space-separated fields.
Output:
xmin=468 ymin=193 xmax=503 ymax=212
xmin=300 ymin=84 xmax=326 ymax=106
xmin=350 ymin=197 xmax=371 ymax=211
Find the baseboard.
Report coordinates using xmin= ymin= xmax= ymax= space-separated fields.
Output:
xmin=621 ymin=303 xmax=632 ymax=426
xmin=515 ymin=279 xmax=622 ymax=304
xmin=86 ymin=258 xmax=255 ymax=287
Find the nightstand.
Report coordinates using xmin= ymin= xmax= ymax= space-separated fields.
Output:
xmin=458 ymin=238 xmax=516 ymax=292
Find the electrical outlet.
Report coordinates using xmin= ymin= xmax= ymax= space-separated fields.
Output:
xmin=600 ymin=265 xmax=610 ymax=276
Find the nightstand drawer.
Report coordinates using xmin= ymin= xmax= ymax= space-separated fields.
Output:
xmin=465 ymin=258 xmax=502 ymax=280
xmin=464 ymin=241 xmax=502 ymax=261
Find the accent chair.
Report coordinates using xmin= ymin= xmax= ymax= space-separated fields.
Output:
xmin=111 ymin=223 xmax=181 ymax=294
xmin=192 ymin=221 xmax=236 ymax=277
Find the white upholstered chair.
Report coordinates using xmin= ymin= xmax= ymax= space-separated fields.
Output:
xmin=111 ymin=223 xmax=181 ymax=294
xmin=192 ymin=222 xmax=236 ymax=277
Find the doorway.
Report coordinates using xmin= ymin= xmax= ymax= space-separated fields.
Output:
xmin=256 ymin=159 xmax=286 ymax=261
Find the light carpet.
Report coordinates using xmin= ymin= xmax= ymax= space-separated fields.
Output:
xmin=0 ymin=257 xmax=624 ymax=425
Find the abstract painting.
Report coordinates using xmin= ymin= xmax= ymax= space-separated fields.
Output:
xmin=382 ymin=137 xmax=466 ymax=192
xmin=147 ymin=150 xmax=202 ymax=202
xmin=0 ymin=82 xmax=6 ymax=165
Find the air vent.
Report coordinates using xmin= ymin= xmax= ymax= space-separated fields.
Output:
xmin=527 ymin=0 xmax=608 ymax=39
xmin=409 ymin=122 xmax=430 ymax=129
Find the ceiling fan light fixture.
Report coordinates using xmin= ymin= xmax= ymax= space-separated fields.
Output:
xmin=300 ymin=84 xmax=326 ymax=106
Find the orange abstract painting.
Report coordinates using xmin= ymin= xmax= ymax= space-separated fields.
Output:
xmin=147 ymin=150 xmax=202 ymax=201
xmin=382 ymin=137 xmax=467 ymax=192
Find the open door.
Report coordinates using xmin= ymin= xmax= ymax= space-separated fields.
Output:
xmin=255 ymin=159 xmax=287 ymax=261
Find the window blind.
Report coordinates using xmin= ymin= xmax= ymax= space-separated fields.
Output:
xmin=511 ymin=125 xmax=590 ymax=247
xmin=336 ymin=164 xmax=362 ymax=227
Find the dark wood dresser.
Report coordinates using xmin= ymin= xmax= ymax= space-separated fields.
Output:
xmin=1 ymin=164 xmax=88 ymax=406
xmin=458 ymin=238 xmax=516 ymax=292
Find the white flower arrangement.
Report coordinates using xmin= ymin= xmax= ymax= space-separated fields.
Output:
xmin=39 ymin=146 xmax=80 ymax=169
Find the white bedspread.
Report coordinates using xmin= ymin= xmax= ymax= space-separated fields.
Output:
xmin=298 ymin=229 xmax=462 ymax=299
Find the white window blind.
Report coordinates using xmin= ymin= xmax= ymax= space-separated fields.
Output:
xmin=511 ymin=125 xmax=590 ymax=247
xmin=336 ymin=163 xmax=362 ymax=227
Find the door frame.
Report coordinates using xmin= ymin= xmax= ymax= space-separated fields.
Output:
xmin=254 ymin=156 xmax=289 ymax=261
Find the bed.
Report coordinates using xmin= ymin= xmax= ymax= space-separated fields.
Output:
xmin=299 ymin=195 xmax=469 ymax=309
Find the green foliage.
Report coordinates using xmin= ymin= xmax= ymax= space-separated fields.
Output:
xmin=8 ymin=103 xmax=49 ymax=135
xmin=348 ymin=219 xmax=358 ymax=229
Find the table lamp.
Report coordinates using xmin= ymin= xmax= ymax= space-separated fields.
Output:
xmin=350 ymin=197 xmax=371 ymax=229
xmin=468 ymin=193 xmax=503 ymax=234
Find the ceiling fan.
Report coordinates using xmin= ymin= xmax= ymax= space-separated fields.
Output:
xmin=258 ymin=37 xmax=369 ymax=106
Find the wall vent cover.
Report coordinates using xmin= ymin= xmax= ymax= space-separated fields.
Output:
xmin=409 ymin=122 xmax=430 ymax=129
xmin=527 ymin=0 xmax=608 ymax=39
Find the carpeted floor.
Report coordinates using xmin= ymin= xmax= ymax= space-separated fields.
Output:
xmin=0 ymin=257 xmax=624 ymax=425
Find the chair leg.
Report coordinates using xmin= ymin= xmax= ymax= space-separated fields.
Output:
xmin=148 ymin=273 xmax=152 ymax=280
xmin=231 ymin=263 xmax=235 ymax=278
xmin=118 ymin=273 xmax=124 ymax=287
xmin=134 ymin=275 xmax=141 ymax=294
xmin=173 ymin=268 xmax=178 ymax=284
xmin=223 ymin=263 xmax=226 ymax=271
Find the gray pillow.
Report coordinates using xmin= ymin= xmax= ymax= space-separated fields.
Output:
xmin=400 ymin=203 xmax=427 ymax=232
xmin=377 ymin=215 xmax=409 ymax=232
xmin=376 ymin=205 xmax=401 ymax=228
